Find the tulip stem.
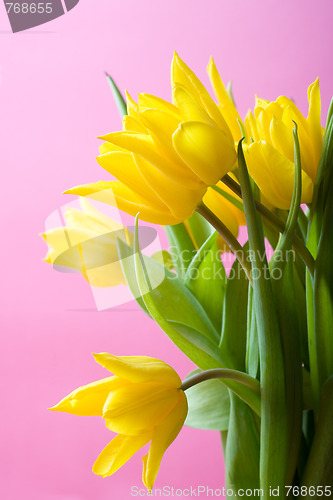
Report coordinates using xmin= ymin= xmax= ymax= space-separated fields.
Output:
xmin=196 ymin=202 xmax=253 ymax=283
xmin=181 ymin=368 xmax=260 ymax=393
xmin=221 ymin=174 xmax=315 ymax=276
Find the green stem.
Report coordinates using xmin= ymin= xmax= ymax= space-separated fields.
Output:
xmin=181 ymin=367 xmax=261 ymax=394
xmin=181 ymin=368 xmax=261 ymax=418
xmin=196 ymin=202 xmax=253 ymax=283
xmin=237 ymin=141 xmax=287 ymax=499
xmin=301 ymin=376 xmax=333 ymax=493
xmin=222 ymin=174 xmax=315 ymax=276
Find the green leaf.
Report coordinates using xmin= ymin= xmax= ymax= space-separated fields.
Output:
xmin=186 ymin=211 xmax=215 ymax=248
xmin=117 ymin=237 xmax=149 ymax=314
xmin=186 ymin=235 xmax=226 ymax=332
xmin=185 ymin=369 xmax=230 ymax=431
xmin=220 ymin=253 xmax=249 ymax=370
xmin=268 ymin=127 xmax=303 ymax=484
xmin=167 ymin=321 xmax=226 ymax=368
xmin=225 ymin=393 xmax=260 ymax=494
xmin=237 ymin=140 xmax=288 ymax=495
xmin=313 ymin=169 xmax=333 ymax=389
xmin=117 ymin=238 xmax=219 ymax=344
xmin=165 ymin=223 xmax=197 ymax=279
xmin=301 ymin=375 xmax=333 ymax=492
xmin=105 ymin=73 xmax=127 ymax=118
xmin=132 ymin=218 xmax=261 ymax=415
xmin=307 ymin=99 xmax=333 ymax=258
xmin=246 ymin=284 xmax=259 ymax=379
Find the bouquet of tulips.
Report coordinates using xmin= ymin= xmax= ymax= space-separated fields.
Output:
xmin=43 ymin=53 xmax=333 ymax=498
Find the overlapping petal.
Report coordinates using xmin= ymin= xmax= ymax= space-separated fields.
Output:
xmin=244 ymin=79 xmax=323 ymax=207
xmin=41 ymin=199 xmax=130 ymax=287
xmin=65 ymin=53 xmax=237 ymax=225
xmin=245 ymin=141 xmax=314 ymax=209
xmin=50 ymin=354 xmax=187 ymax=489
xmin=92 ymin=353 xmax=182 ymax=386
xmin=142 ymin=390 xmax=188 ymax=490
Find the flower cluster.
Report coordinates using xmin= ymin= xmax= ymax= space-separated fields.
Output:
xmin=46 ymin=53 xmax=328 ymax=493
xmin=63 ymin=53 xmax=322 ymax=234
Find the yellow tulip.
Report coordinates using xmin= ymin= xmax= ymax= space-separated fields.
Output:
xmin=65 ymin=53 xmax=237 ymax=225
xmin=41 ymin=198 xmax=131 ymax=287
xmin=244 ymin=79 xmax=322 ymax=209
xmin=49 ymin=353 xmax=188 ymax=490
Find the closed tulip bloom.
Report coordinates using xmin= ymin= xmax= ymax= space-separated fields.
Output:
xmin=49 ymin=353 xmax=188 ymax=490
xmin=244 ymin=79 xmax=322 ymax=209
xmin=65 ymin=53 xmax=237 ymax=225
xmin=41 ymin=198 xmax=131 ymax=287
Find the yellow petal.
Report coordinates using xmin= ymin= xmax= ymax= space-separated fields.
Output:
xmin=49 ymin=376 xmax=128 ymax=416
xmin=98 ymin=142 xmax=127 ymax=155
xmin=171 ymin=52 xmax=205 ymax=104
xmin=203 ymin=187 xmax=241 ymax=237
xmin=96 ymin=151 xmax=165 ymax=206
xmin=270 ymin=116 xmax=294 ymax=162
xmin=173 ymin=121 xmax=236 ymax=185
xmin=92 ymin=353 xmax=182 ymax=387
xmin=103 ymin=382 xmax=180 ymax=435
xmin=173 ymin=84 xmax=214 ymax=125
xmin=65 ymin=181 xmax=122 ymax=204
xmin=142 ymin=391 xmax=188 ymax=490
xmin=307 ymin=78 xmax=322 ymax=174
xmin=138 ymin=93 xmax=181 ymax=120
xmin=255 ymin=109 xmax=271 ymax=143
xmin=78 ymin=198 xmax=127 ymax=233
xmin=255 ymin=97 xmax=283 ymax=120
xmin=93 ymin=433 xmax=151 ymax=478
xmin=125 ymin=91 xmax=139 ymax=120
xmin=42 ymin=226 xmax=122 ymax=277
xmin=84 ymin=262 xmax=126 ymax=288
xmin=105 ymin=182 xmax=180 ymax=225
xmin=123 ymin=115 xmax=147 ymax=133
xmin=245 ymin=110 xmax=260 ymax=142
xmin=207 ymin=57 xmax=245 ymax=141
xmin=133 ymin=154 xmax=205 ymax=220
xmin=100 ymin=131 xmax=199 ymax=188
xmin=62 ymin=207 xmax=117 ymax=236
xmin=280 ymin=105 xmax=316 ymax=181
xmin=171 ymin=53 xmax=231 ymax=137
xmin=139 ymin=108 xmax=194 ymax=170
xmin=245 ymin=142 xmax=314 ymax=209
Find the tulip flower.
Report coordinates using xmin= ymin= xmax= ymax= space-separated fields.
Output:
xmin=64 ymin=53 xmax=237 ymax=225
xmin=41 ymin=198 xmax=132 ymax=287
xmin=49 ymin=353 xmax=188 ymax=490
xmin=244 ymin=79 xmax=322 ymax=209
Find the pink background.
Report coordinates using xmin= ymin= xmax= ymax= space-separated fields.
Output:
xmin=1 ymin=1 xmax=332 ymax=499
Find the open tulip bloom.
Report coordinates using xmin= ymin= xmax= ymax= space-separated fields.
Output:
xmin=50 ymin=354 xmax=188 ymax=490
xmin=45 ymin=53 xmax=333 ymax=497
